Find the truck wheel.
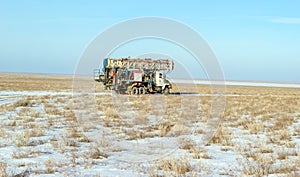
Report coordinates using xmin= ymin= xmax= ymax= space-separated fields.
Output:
xmin=163 ymin=87 xmax=170 ymax=95
xmin=132 ymin=87 xmax=139 ymax=95
xmin=139 ymin=87 xmax=145 ymax=94
xmin=119 ymin=89 xmax=126 ymax=94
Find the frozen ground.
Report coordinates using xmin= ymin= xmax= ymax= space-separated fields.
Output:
xmin=0 ymin=81 xmax=299 ymax=176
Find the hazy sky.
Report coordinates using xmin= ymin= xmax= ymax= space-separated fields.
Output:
xmin=1 ymin=0 xmax=300 ymax=82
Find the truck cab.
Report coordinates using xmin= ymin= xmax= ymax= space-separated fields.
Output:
xmin=153 ymin=71 xmax=171 ymax=94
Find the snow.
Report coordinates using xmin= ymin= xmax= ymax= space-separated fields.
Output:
xmin=0 ymin=84 xmax=299 ymax=176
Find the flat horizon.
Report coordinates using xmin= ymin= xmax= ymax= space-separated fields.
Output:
xmin=1 ymin=71 xmax=300 ymax=85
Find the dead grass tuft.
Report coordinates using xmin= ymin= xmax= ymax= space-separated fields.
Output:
xmin=13 ymin=98 xmax=32 ymax=107
xmin=158 ymin=120 xmax=175 ymax=137
xmin=0 ymin=162 xmax=8 ymax=177
xmin=210 ymin=125 xmax=232 ymax=146
xmin=243 ymin=120 xmax=264 ymax=134
xmin=44 ymin=158 xmax=57 ymax=174
xmin=158 ymin=157 xmax=192 ymax=175
xmin=15 ymin=131 xmax=31 ymax=147
xmin=87 ymin=145 xmax=108 ymax=159
xmin=178 ymin=137 xmax=195 ymax=150
xmin=278 ymin=128 xmax=291 ymax=141
xmin=11 ymin=149 xmax=29 ymax=159
xmin=104 ymin=108 xmax=119 ymax=118
xmin=240 ymin=155 xmax=273 ymax=176
xmin=191 ymin=147 xmax=211 ymax=159
xmin=0 ymin=129 xmax=4 ymax=137
xmin=170 ymin=122 xmax=190 ymax=136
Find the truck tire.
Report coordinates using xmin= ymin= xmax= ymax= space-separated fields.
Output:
xmin=132 ymin=87 xmax=139 ymax=95
xmin=139 ymin=87 xmax=145 ymax=94
xmin=163 ymin=87 xmax=170 ymax=95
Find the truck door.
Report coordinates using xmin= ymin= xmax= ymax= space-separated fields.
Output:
xmin=155 ymin=72 xmax=164 ymax=87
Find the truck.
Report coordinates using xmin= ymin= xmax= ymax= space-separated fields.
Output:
xmin=94 ymin=58 xmax=174 ymax=95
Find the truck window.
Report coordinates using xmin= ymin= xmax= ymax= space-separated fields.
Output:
xmin=159 ymin=73 xmax=163 ymax=78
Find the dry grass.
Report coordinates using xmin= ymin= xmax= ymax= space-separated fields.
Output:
xmin=156 ymin=157 xmax=192 ymax=175
xmin=103 ymin=108 xmax=120 ymax=118
xmin=14 ymin=131 xmax=31 ymax=147
xmin=87 ymin=145 xmax=108 ymax=159
xmin=278 ymin=128 xmax=291 ymax=141
xmin=158 ymin=120 xmax=175 ymax=137
xmin=239 ymin=152 xmax=299 ymax=176
xmin=0 ymin=73 xmax=72 ymax=91
xmin=1 ymin=73 xmax=300 ymax=175
xmin=240 ymin=155 xmax=273 ymax=176
xmin=11 ymin=149 xmax=30 ymax=159
xmin=0 ymin=129 xmax=4 ymax=137
xmin=44 ymin=158 xmax=57 ymax=174
xmin=13 ymin=98 xmax=32 ymax=108
xmin=192 ymin=147 xmax=211 ymax=159
xmin=243 ymin=120 xmax=264 ymax=134
xmin=210 ymin=125 xmax=232 ymax=146
xmin=0 ymin=162 xmax=8 ymax=177
xmin=178 ymin=137 xmax=195 ymax=150
xmin=170 ymin=122 xmax=191 ymax=136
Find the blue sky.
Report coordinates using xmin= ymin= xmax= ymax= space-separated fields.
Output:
xmin=1 ymin=0 xmax=300 ymax=82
